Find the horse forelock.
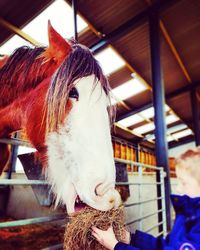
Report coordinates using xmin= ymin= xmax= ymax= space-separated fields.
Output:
xmin=45 ymin=43 xmax=115 ymax=134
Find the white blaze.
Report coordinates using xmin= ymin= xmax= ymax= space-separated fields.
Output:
xmin=46 ymin=75 xmax=121 ymax=213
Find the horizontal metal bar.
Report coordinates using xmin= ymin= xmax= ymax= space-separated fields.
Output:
xmin=0 ymin=138 xmax=32 ymax=147
xmin=0 ymin=214 xmax=67 ymax=228
xmin=126 ymin=209 xmax=165 ymax=225
xmin=145 ymin=220 xmax=166 ymax=233
xmin=125 ymin=196 xmax=164 ymax=207
xmin=115 ymin=158 xmax=163 ymax=170
xmin=116 ymin=181 xmax=163 ymax=186
xmin=42 ymin=243 xmax=63 ymax=250
xmin=0 ymin=179 xmax=48 ymax=185
xmin=157 ymin=231 xmax=164 ymax=237
xmin=0 ymin=179 xmax=163 ymax=186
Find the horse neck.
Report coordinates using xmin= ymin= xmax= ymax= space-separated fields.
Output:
xmin=0 ymin=59 xmax=58 ymax=108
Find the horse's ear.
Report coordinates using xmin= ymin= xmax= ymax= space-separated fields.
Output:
xmin=41 ymin=21 xmax=71 ymax=63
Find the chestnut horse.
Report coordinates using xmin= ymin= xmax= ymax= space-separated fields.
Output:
xmin=0 ymin=22 xmax=121 ymax=213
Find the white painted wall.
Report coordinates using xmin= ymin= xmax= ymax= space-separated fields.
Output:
xmin=4 ymin=173 xmax=62 ymax=219
xmin=124 ymin=173 xmax=178 ymax=236
xmin=168 ymin=141 xmax=195 ymax=157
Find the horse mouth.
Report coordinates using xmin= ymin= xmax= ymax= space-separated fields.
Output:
xmin=75 ymin=196 xmax=87 ymax=212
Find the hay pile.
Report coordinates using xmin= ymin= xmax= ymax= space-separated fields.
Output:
xmin=64 ymin=206 xmax=126 ymax=250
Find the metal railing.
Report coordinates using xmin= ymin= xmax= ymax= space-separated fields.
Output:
xmin=114 ymin=158 xmax=167 ymax=236
xmin=0 ymin=214 xmax=67 ymax=228
xmin=0 ymin=153 xmax=167 ymax=248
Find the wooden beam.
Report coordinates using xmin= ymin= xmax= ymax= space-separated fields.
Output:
xmin=0 ymin=17 xmax=41 ymax=46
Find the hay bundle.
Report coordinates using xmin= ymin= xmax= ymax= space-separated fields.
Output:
xmin=64 ymin=206 xmax=125 ymax=250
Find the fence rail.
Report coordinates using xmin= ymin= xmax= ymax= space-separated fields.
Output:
xmin=0 ymin=214 xmax=67 ymax=228
xmin=0 ymin=158 xmax=167 ymax=247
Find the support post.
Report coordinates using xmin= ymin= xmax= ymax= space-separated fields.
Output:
xmin=190 ymin=89 xmax=200 ymax=146
xmin=149 ymin=10 xmax=171 ymax=232
xmin=72 ymin=0 xmax=78 ymax=41
xmin=7 ymin=133 xmax=19 ymax=179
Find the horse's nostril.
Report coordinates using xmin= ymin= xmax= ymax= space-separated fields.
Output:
xmin=109 ymin=198 xmax=114 ymax=204
xmin=95 ymin=182 xmax=113 ymax=196
xmin=95 ymin=183 xmax=103 ymax=196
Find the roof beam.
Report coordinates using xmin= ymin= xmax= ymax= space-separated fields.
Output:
xmin=168 ymin=136 xmax=194 ymax=149
xmin=190 ymin=89 xmax=200 ymax=146
xmin=166 ymin=80 xmax=200 ymax=99
xmin=90 ymin=0 xmax=180 ymax=53
xmin=117 ymin=80 xmax=200 ymax=121
xmin=0 ymin=17 xmax=41 ymax=46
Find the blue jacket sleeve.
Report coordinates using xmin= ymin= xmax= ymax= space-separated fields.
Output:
xmin=114 ymin=241 xmax=139 ymax=250
xmin=131 ymin=230 xmax=166 ymax=250
xmin=114 ymin=231 xmax=166 ymax=250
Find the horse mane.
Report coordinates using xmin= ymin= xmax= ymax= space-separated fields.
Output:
xmin=46 ymin=42 xmax=114 ymax=134
xmin=0 ymin=46 xmax=55 ymax=107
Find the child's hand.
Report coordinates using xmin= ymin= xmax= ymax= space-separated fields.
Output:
xmin=122 ymin=228 xmax=131 ymax=244
xmin=92 ymin=226 xmax=118 ymax=250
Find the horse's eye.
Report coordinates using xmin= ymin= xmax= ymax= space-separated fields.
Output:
xmin=69 ymin=87 xmax=79 ymax=101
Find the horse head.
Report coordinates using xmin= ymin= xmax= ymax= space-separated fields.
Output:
xmin=0 ymin=23 xmax=121 ymax=213
xmin=43 ymin=41 xmax=121 ymax=213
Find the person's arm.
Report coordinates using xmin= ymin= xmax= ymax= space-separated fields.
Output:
xmin=114 ymin=241 xmax=139 ymax=250
xmin=173 ymin=216 xmax=200 ymax=250
xmin=92 ymin=226 xmax=139 ymax=250
xmin=92 ymin=226 xmax=166 ymax=250
xmin=115 ymin=230 xmax=170 ymax=250
xmin=130 ymin=230 xmax=166 ymax=250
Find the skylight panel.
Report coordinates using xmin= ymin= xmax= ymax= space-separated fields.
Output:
xmin=95 ymin=47 xmax=125 ymax=75
xmin=133 ymin=122 xmax=155 ymax=134
xmin=111 ymin=78 xmax=146 ymax=102
xmin=167 ymin=124 xmax=187 ymax=134
xmin=110 ymin=97 xmax=117 ymax=105
xmin=139 ymin=107 xmax=155 ymax=119
xmin=165 ymin=105 xmax=170 ymax=112
xmin=0 ymin=35 xmax=33 ymax=54
xmin=22 ymin=0 xmax=87 ymax=45
xmin=166 ymin=114 xmax=179 ymax=125
xmin=0 ymin=0 xmax=88 ymax=54
xmin=167 ymin=135 xmax=175 ymax=142
xmin=117 ymin=114 xmax=144 ymax=127
xmin=139 ymin=104 xmax=170 ymax=119
xmin=172 ymin=129 xmax=193 ymax=140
